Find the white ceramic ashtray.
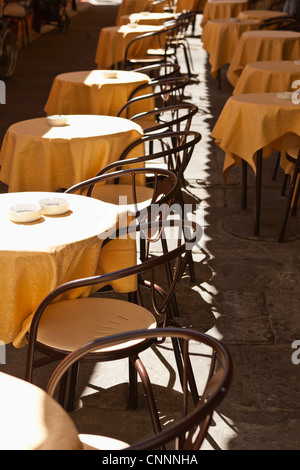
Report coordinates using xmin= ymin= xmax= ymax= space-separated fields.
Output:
xmin=103 ymin=71 xmax=118 ymax=79
xmin=276 ymin=91 xmax=293 ymax=100
xmin=294 ymin=60 xmax=300 ymax=65
xmin=39 ymin=197 xmax=69 ymax=215
xmin=47 ymin=115 xmax=68 ymax=127
xmin=9 ymin=203 xmax=42 ymax=223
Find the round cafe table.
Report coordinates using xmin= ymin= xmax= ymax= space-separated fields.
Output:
xmin=238 ymin=9 xmax=288 ymax=21
xmin=233 ymin=60 xmax=300 ymax=95
xmin=0 ymin=115 xmax=143 ymax=193
xmin=227 ymin=30 xmax=300 ymax=87
xmin=211 ymin=92 xmax=300 ymax=238
xmin=115 ymin=0 xmax=164 ymax=25
xmin=44 ymin=70 xmax=153 ymax=117
xmin=95 ymin=24 xmax=165 ymax=70
xmin=0 ymin=372 xmax=82 ymax=450
xmin=119 ymin=11 xmax=176 ymax=25
xmin=201 ymin=18 xmax=260 ymax=79
xmin=0 ymin=192 xmax=137 ymax=347
xmin=201 ymin=0 xmax=249 ymax=28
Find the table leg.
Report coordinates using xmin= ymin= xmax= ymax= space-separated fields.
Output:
xmin=217 ymin=69 xmax=221 ymax=89
xmin=254 ymin=149 xmax=262 ymax=236
xmin=242 ymin=159 xmax=247 ymax=210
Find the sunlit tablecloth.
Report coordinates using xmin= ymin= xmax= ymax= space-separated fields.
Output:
xmin=201 ymin=0 xmax=249 ymax=28
xmin=201 ymin=18 xmax=260 ymax=78
xmin=238 ymin=9 xmax=288 ymax=21
xmin=95 ymin=24 xmax=165 ymax=70
xmin=115 ymin=0 xmax=164 ymax=25
xmin=0 ymin=115 xmax=144 ymax=192
xmin=0 ymin=192 xmax=137 ymax=347
xmin=211 ymin=92 xmax=300 ymax=179
xmin=44 ymin=70 xmax=153 ymax=117
xmin=227 ymin=30 xmax=300 ymax=86
xmin=0 ymin=372 xmax=82 ymax=450
xmin=233 ymin=60 xmax=300 ymax=95
xmin=119 ymin=11 xmax=175 ymax=25
xmin=175 ymin=0 xmax=206 ymax=11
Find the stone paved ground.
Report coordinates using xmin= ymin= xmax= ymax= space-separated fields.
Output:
xmin=0 ymin=0 xmax=299 ymax=450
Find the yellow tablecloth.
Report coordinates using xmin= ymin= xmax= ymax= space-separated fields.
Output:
xmin=119 ymin=11 xmax=175 ymax=25
xmin=233 ymin=60 xmax=300 ymax=95
xmin=95 ymin=24 xmax=165 ymax=70
xmin=201 ymin=0 xmax=249 ymax=28
xmin=227 ymin=30 xmax=300 ymax=86
xmin=175 ymin=0 xmax=206 ymax=11
xmin=0 ymin=372 xmax=82 ymax=450
xmin=211 ymin=92 xmax=300 ymax=180
xmin=0 ymin=115 xmax=144 ymax=193
xmin=238 ymin=9 xmax=288 ymax=21
xmin=115 ymin=0 xmax=164 ymax=25
xmin=44 ymin=70 xmax=153 ymax=117
xmin=0 ymin=192 xmax=137 ymax=347
xmin=201 ymin=18 xmax=260 ymax=78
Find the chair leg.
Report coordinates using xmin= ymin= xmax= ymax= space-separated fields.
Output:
xmin=133 ymin=355 xmax=163 ymax=438
xmin=272 ymin=152 xmax=281 ymax=181
xmin=291 ymin=174 xmax=300 ymax=216
xmin=281 ymin=174 xmax=289 ymax=196
xmin=242 ymin=159 xmax=247 ymax=209
xmin=66 ymin=362 xmax=79 ymax=412
xmin=127 ymin=357 xmax=138 ymax=409
xmin=278 ymin=156 xmax=300 ymax=242
xmin=254 ymin=149 xmax=263 ymax=236
xmin=58 ymin=370 xmax=69 ymax=408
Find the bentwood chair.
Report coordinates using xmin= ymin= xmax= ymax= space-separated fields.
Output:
xmin=3 ymin=0 xmax=32 ymax=47
xmin=46 ymin=327 xmax=233 ymax=450
xmin=148 ymin=0 xmax=173 ymax=12
xmin=127 ymin=102 xmax=198 ymax=134
xmin=25 ymin=220 xmax=200 ymax=429
xmin=259 ymin=14 xmax=298 ymax=30
xmin=278 ymin=150 xmax=300 ymax=242
xmin=117 ymin=75 xmax=190 ymax=119
xmin=133 ymin=62 xmax=181 ymax=80
xmin=122 ymin=23 xmax=179 ymax=70
xmin=83 ymin=131 xmax=202 ymax=283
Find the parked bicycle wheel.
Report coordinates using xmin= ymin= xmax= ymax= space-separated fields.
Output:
xmin=0 ymin=26 xmax=17 ymax=80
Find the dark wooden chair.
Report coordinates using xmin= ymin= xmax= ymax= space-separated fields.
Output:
xmin=25 ymin=219 xmax=200 ymax=431
xmin=45 ymin=326 xmax=233 ymax=450
xmin=278 ymin=150 xmax=300 ymax=241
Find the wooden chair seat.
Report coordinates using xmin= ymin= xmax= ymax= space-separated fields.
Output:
xmin=37 ymin=297 xmax=157 ymax=353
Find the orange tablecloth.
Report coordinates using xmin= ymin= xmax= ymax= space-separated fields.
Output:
xmin=119 ymin=11 xmax=175 ymax=25
xmin=238 ymin=9 xmax=288 ymax=21
xmin=95 ymin=24 xmax=165 ymax=70
xmin=44 ymin=70 xmax=152 ymax=117
xmin=0 ymin=192 xmax=137 ymax=346
xmin=227 ymin=30 xmax=300 ymax=86
xmin=176 ymin=0 xmax=206 ymax=11
xmin=211 ymin=92 xmax=300 ymax=179
xmin=201 ymin=18 xmax=260 ymax=78
xmin=115 ymin=0 xmax=164 ymax=25
xmin=0 ymin=115 xmax=143 ymax=192
xmin=0 ymin=372 xmax=82 ymax=450
xmin=233 ymin=60 xmax=300 ymax=95
xmin=201 ymin=0 xmax=249 ymax=28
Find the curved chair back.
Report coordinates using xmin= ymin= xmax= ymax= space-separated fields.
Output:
xmin=129 ymin=102 xmax=198 ymax=134
xmin=123 ymin=23 xmax=179 ymax=69
xmin=117 ymin=75 xmax=190 ymax=119
xmin=64 ymin=167 xmax=180 ymax=212
xmin=46 ymin=326 xmax=234 ymax=450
